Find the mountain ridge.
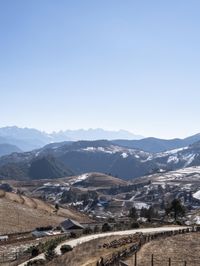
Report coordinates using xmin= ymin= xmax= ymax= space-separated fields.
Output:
xmin=1 ymin=139 xmax=200 ymax=181
xmin=112 ymin=133 xmax=200 ymax=153
xmin=0 ymin=143 xmax=21 ymax=157
xmin=0 ymin=126 xmax=143 ymax=151
xmin=1 ymin=126 xmax=200 ymax=154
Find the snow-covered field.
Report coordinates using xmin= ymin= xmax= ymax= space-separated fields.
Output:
xmin=148 ymin=166 xmax=200 ymax=184
xmin=193 ymin=190 xmax=200 ymax=200
xmin=82 ymin=145 xmax=149 ymax=160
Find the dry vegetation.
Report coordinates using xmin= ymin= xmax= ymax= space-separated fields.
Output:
xmin=47 ymin=235 xmax=134 ymax=266
xmin=0 ymin=190 xmax=91 ymax=234
xmin=126 ymin=233 xmax=200 ymax=266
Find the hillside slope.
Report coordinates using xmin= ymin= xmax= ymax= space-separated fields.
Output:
xmin=0 ymin=143 xmax=21 ymax=157
xmin=69 ymin=172 xmax=129 ymax=188
xmin=0 ymin=190 xmax=91 ymax=234
xmin=1 ymin=140 xmax=200 ymax=180
xmin=113 ymin=134 xmax=200 ymax=153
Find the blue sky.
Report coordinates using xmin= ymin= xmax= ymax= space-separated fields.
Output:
xmin=1 ymin=0 xmax=200 ymax=138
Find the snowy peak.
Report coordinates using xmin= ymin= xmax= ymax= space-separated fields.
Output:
xmin=1 ymin=139 xmax=200 ymax=180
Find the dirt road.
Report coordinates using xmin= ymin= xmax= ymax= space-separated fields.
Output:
xmin=18 ymin=226 xmax=190 ymax=266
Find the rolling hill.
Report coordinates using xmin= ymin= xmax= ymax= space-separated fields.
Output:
xmin=112 ymin=133 xmax=200 ymax=153
xmin=67 ymin=172 xmax=129 ymax=188
xmin=0 ymin=189 xmax=91 ymax=234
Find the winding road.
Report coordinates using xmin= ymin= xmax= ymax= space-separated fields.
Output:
xmin=18 ymin=226 xmax=190 ymax=266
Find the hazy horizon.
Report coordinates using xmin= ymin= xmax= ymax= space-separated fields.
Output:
xmin=1 ymin=1 xmax=200 ymax=138
xmin=1 ymin=124 xmax=200 ymax=140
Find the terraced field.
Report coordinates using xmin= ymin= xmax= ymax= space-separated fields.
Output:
xmin=0 ymin=190 xmax=91 ymax=234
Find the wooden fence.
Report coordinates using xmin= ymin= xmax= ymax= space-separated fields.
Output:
xmin=125 ymin=252 xmax=200 ymax=266
xmin=96 ymin=226 xmax=200 ymax=266
xmin=0 ymin=250 xmax=30 ymax=264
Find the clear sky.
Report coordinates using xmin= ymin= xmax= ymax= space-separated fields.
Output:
xmin=1 ymin=0 xmax=200 ymax=139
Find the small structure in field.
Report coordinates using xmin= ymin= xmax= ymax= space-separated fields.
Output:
xmin=0 ymin=235 xmax=8 ymax=241
xmin=60 ymin=219 xmax=84 ymax=233
xmin=32 ymin=226 xmax=61 ymax=238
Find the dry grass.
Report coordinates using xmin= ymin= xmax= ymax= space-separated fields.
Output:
xmin=47 ymin=235 xmax=135 ymax=266
xmin=0 ymin=189 xmax=5 ymax=197
xmin=0 ymin=190 xmax=91 ymax=234
xmin=126 ymin=233 xmax=200 ymax=266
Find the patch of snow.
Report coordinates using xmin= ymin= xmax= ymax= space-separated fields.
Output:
xmin=183 ymin=154 xmax=196 ymax=167
xmin=121 ymin=152 xmax=128 ymax=158
xmin=83 ymin=147 xmax=95 ymax=151
xmin=72 ymin=173 xmax=89 ymax=184
xmin=133 ymin=202 xmax=150 ymax=210
xmin=44 ymin=182 xmax=53 ymax=187
xmin=71 ymin=201 xmax=83 ymax=206
xmin=193 ymin=216 xmax=200 ymax=225
xmin=193 ymin=190 xmax=200 ymax=200
xmin=163 ymin=147 xmax=188 ymax=155
xmin=167 ymin=156 xmax=179 ymax=164
xmin=35 ymin=151 xmax=41 ymax=157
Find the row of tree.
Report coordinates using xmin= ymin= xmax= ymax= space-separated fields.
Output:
xmin=129 ymin=199 xmax=185 ymax=222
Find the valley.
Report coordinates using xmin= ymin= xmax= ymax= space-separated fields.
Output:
xmin=1 ymin=132 xmax=200 ymax=265
xmin=1 ymin=138 xmax=200 ymax=181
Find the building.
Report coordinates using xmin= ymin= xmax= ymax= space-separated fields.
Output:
xmin=60 ymin=219 xmax=85 ymax=233
xmin=32 ymin=226 xmax=61 ymax=238
xmin=0 ymin=235 xmax=8 ymax=241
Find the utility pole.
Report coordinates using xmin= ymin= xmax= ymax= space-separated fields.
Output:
xmin=151 ymin=254 xmax=154 ymax=266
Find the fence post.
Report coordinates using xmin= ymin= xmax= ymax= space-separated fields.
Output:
xmin=151 ymin=254 xmax=154 ymax=266
xmin=134 ymin=252 xmax=137 ymax=266
xmin=169 ymin=258 xmax=171 ymax=266
xmin=184 ymin=261 xmax=187 ymax=266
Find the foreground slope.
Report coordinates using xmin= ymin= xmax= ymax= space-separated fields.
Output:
xmin=126 ymin=233 xmax=200 ymax=266
xmin=0 ymin=190 xmax=91 ymax=234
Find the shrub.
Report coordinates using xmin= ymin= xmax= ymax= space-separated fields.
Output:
xmin=25 ymin=245 xmax=40 ymax=257
xmin=176 ymin=220 xmax=183 ymax=225
xmin=60 ymin=244 xmax=73 ymax=254
xmin=131 ymin=222 xmax=140 ymax=229
xmin=102 ymin=223 xmax=112 ymax=232
xmin=31 ymin=246 xmax=40 ymax=257
xmin=26 ymin=259 xmax=45 ymax=265
xmin=93 ymin=225 xmax=99 ymax=233
xmin=83 ymin=226 xmax=93 ymax=235
xmin=45 ymin=243 xmax=57 ymax=261
xmin=70 ymin=232 xmax=77 ymax=238
xmin=129 ymin=207 xmax=138 ymax=219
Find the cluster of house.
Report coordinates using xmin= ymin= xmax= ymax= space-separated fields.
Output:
xmin=0 ymin=235 xmax=8 ymax=242
xmin=0 ymin=219 xmax=87 ymax=243
xmin=32 ymin=219 xmax=87 ymax=238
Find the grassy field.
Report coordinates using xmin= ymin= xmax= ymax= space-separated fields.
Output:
xmin=126 ymin=232 xmax=200 ymax=266
xmin=0 ymin=190 xmax=91 ymax=234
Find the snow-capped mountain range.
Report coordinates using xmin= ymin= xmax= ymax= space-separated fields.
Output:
xmin=1 ymin=139 xmax=200 ymax=180
xmin=0 ymin=126 xmax=143 ymax=151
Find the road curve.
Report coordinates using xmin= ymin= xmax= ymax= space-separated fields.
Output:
xmin=18 ymin=226 xmax=190 ymax=266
